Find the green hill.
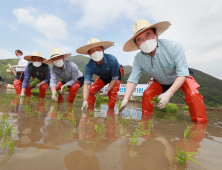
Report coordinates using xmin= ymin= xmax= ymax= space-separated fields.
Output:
xmin=1 ymin=55 xmax=222 ymax=107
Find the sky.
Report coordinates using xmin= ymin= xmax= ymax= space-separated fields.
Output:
xmin=0 ymin=0 xmax=222 ymax=79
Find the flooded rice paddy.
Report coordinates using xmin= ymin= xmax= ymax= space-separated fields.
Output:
xmin=0 ymin=89 xmax=222 ymax=170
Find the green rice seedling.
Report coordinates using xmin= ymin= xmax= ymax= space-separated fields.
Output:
xmin=30 ymin=78 xmax=40 ymax=88
xmin=38 ymin=111 xmax=41 ymax=117
xmin=89 ymin=110 xmax=94 ymax=117
xmin=5 ymin=123 xmax=13 ymax=136
xmin=140 ymin=121 xmax=145 ymax=129
xmin=183 ymin=121 xmax=200 ymax=139
xmin=0 ymin=137 xmax=14 ymax=153
xmin=121 ymin=118 xmax=129 ymax=125
xmin=56 ymin=111 xmax=64 ymax=121
xmin=173 ymin=146 xmax=203 ymax=166
xmin=94 ymin=125 xmax=104 ymax=136
xmin=95 ymin=93 xmax=103 ymax=104
xmin=54 ymin=102 xmax=58 ymax=110
xmin=102 ymin=97 xmax=109 ymax=102
xmin=117 ymin=99 xmax=121 ymax=110
xmin=3 ymin=98 xmax=6 ymax=104
xmin=82 ymin=104 xmax=87 ymax=111
xmin=68 ymin=113 xmax=76 ymax=127
xmin=182 ymin=106 xmax=189 ymax=110
xmin=131 ymin=135 xmax=139 ymax=147
xmin=151 ymin=96 xmax=161 ymax=104
xmin=107 ymin=117 xmax=111 ymax=121
xmin=148 ymin=119 xmax=155 ymax=131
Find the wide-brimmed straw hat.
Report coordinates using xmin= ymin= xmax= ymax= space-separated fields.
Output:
xmin=76 ymin=38 xmax=114 ymax=55
xmin=24 ymin=51 xmax=47 ymax=61
xmin=123 ymin=19 xmax=171 ymax=52
xmin=44 ymin=48 xmax=71 ymax=64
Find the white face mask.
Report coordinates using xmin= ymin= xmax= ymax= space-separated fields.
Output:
xmin=33 ymin=62 xmax=42 ymax=67
xmin=54 ymin=59 xmax=64 ymax=67
xmin=139 ymin=39 xmax=157 ymax=53
xmin=90 ymin=51 xmax=103 ymax=62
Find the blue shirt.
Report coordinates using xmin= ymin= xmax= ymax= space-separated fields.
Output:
xmin=22 ymin=65 xmax=51 ymax=89
xmin=127 ymin=39 xmax=189 ymax=85
xmin=84 ymin=53 xmax=120 ymax=85
xmin=50 ymin=60 xmax=83 ymax=87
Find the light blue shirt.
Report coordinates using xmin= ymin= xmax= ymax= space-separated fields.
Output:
xmin=127 ymin=39 xmax=189 ymax=85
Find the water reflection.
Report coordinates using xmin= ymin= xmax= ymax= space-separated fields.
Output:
xmin=0 ymin=92 xmax=221 ymax=169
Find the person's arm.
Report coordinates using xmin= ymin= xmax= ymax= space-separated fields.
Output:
xmin=83 ymin=66 xmax=93 ymax=101
xmin=50 ymin=66 xmax=58 ymax=90
xmin=65 ymin=62 xmax=79 ymax=86
xmin=83 ymin=84 xmax=91 ymax=101
xmin=21 ymin=66 xmax=31 ymax=95
xmin=81 ymin=66 xmax=93 ymax=110
xmin=119 ymin=57 xmax=142 ymax=110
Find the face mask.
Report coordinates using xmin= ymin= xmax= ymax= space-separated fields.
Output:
xmin=33 ymin=62 xmax=42 ymax=67
xmin=54 ymin=59 xmax=64 ymax=67
xmin=90 ymin=51 xmax=103 ymax=62
xmin=16 ymin=55 xmax=22 ymax=59
xmin=139 ymin=39 xmax=157 ymax=53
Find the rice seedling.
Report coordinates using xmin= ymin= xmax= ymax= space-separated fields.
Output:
xmin=56 ymin=111 xmax=65 ymax=121
xmin=131 ymin=135 xmax=139 ymax=147
xmin=5 ymin=123 xmax=13 ymax=136
xmin=148 ymin=119 xmax=155 ymax=131
xmin=68 ymin=112 xmax=76 ymax=127
xmin=0 ymin=137 xmax=14 ymax=153
xmin=94 ymin=125 xmax=104 ymax=136
xmin=38 ymin=111 xmax=41 ymax=117
xmin=30 ymin=78 xmax=40 ymax=88
xmin=3 ymin=98 xmax=6 ymax=104
xmin=173 ymin=146 xmax=203 ymax=166
xmin=121 ymin=118 xmax=129 ymax=125
xmin=107 ymin=117 xmax=111 ymax=121
xmin=140 ymin=121 xmax=145 ymax=129
xmin=95 ymin=93 xmax=103 ymax=104
xmin=151 ymin=96 xmax=161 ymax=104
xmin=89 ymin=110 xmax=94 ymax=117
xmin=117 ymin=99 xmax=121 ymax=109
xmin=184 ymin=121 xmax=199 ymax=139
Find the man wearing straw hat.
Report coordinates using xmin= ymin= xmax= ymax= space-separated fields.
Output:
xmin=76 ymin=38 xmax=124 ymax=110
xmin=44 ymin=48 xmax=84 ymax=103
xmin=119 ymin=19 xmax=207 ymax=123
xmin=11 ymin=50 xmax=28 ymax=95
xmin=20 ymin=51 xmax=51 ymax=98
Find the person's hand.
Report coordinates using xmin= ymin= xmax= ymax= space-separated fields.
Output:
xmin=155 ymin=90 xmax=173 ymax=109
xmin=35 ymin=84 xmax=40 ymax=88
xmin=11 ymin=65 xmax=17 ymax=69
xmin=99 ymin=91 xmax=108 ymax=97
xmin=60 ymin=84 xmax=68 ymax=94
xmin=119 ymin=99 xmax=128 ymax=111
xmin=81 ymin=101 xmax=88 ymax=111
xmin=52 ymin=91 xmax=57 ymax=101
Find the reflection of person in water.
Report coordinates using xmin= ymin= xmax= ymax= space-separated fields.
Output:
xmin=14 ymin=106 xmax=45 ymax=149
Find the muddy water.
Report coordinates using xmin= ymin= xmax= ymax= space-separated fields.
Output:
xmin=0 ymin=90 xmax=222 ymax=170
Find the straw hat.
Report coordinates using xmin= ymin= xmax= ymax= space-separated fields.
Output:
xmin=76 ymin=38 xmax=114 ymax=55
xmin=8 ymin=63 xmax=16 ymax=75
xmin=24 ymin=51 xmax=47 ymax=61
xmin=44 ymin=48 xmax=71 ymax=64
xmin=7 ymin=68 xmax=13 ymax=74
xmin=123 ymin=19 xmax=171 ymax=52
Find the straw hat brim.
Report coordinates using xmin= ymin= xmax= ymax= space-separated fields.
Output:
xmin=8 ymin=64 xmax=16 ymax=76
xmin=123 ymin=21 xmax=171 ymax=52
xmin=43 ymin=53 xmax=71 ymax=64
xmin=24 ymin=55 xmax=47 ymax=62
xmin=76 ymin=41 xmax=114 ymax=55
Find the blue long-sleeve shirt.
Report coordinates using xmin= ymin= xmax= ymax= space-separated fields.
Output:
xmin=22 ymin=65 xmax=51 ymax=89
